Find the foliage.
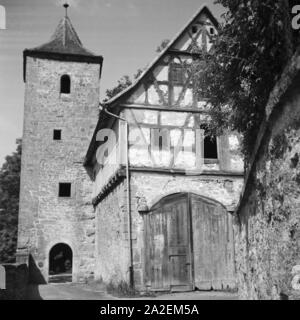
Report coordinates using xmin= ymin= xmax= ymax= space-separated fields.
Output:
xmin=106 ymin=280 xmax=139 ymax=297
xmin=0 ymin=139 xmax=21 ymax=263
xmin=104 ymin=69 xmax=143 ymax=102
xmin=106 ymin=280 xmax=156 ymax=298
xmin=156 ymin=39 xmax=170 ymax=53
xmin=196 ymin=0 xmax=299 ymax=162
xmin=104 ymin=39 xmax=170 ymax=102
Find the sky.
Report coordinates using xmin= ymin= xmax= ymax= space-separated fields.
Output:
xmin=0 ymin=0 xmax=224 ymax=166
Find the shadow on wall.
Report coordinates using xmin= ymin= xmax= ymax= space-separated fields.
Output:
xmin=29 ymin=254 xmax=47 ymax=285
xmin=0 ymin=255 xmax=48 ymax=300
xmin=24 ymin=284 xmax=43 ymax=300
xmin=0 ymin=261 xmax=42 ymax=300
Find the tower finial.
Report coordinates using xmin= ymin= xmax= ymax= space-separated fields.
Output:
xmin=63 ymin=2 xmax=69 ymax=17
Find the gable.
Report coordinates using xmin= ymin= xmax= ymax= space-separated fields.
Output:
xmin=85 ymin=6 xmax=219 ymax=167
xmin=171 ymin=11 xmax=217 ymax=52
xmin=105 ymin=5 xmax=218 ymax=110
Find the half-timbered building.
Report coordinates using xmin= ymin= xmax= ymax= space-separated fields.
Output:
xmin=85 ymin=6 xmax=244 ymax=291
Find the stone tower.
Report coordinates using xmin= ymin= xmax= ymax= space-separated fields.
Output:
xmin=17 ymin=7 xmax=103 ymax=283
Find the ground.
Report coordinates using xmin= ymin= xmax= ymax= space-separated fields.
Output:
xmin=25 ymin=283 xmax=238 ymax=300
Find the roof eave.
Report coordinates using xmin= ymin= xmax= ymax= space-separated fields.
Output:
xmin=23 ymin=49 xmax=103 ymax=82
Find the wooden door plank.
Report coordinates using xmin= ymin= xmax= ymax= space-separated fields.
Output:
xmin=191 ymin=194 xmax=236 ymax=291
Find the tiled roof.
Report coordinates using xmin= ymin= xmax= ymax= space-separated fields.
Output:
xmin=23 ymin=15 xmax=103 ymax=82
xmin=29 ymin=16 xmax=95 ymax=56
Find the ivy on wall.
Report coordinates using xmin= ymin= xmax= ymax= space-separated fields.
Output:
xmin=195 ymin=0 xmax=300 ymax=163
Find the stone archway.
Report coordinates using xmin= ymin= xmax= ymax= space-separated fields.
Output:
xmin=49 ymin=243 xmax=73 ymax=283
xmin=144 ymin=192 xmax=236 ymax=292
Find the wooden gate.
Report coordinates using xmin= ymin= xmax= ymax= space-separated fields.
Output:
xmin=144 ymin=193 xmax=193 ymax=291
xmin=191 ymin=194 xmax=235 ymax=290
xmin=144 ymin=193 xmax=235 ymax=291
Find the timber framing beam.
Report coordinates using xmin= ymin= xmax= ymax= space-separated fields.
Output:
xmin=119 ymin=103 xmax=209 ymax=113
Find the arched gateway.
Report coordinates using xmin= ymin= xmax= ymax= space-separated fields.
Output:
xmin=49 ymin=243 xmax=73 ymax=283
xmin=144 ymin=193 xmax=235 ymax=291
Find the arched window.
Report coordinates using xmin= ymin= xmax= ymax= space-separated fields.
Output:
xmin=60 ymin=74 xmax=71 ymax=94
xmin=49 ymin=243 xmax=72 ymax=282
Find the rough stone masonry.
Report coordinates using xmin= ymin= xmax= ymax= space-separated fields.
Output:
xmin=235 ymin=49 xmax=300 ymax=300
xmin=17 ymin=15 xmax=103 ymax=283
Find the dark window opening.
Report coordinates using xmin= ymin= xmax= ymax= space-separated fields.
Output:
xmin=204 ymin=135 xmax=218 ymax=159
xmin=53 ymin=130 xmax=61 ymax=141
xmin=59 ymin=183 xmax=71 ymax=197
xmin=60 ymin=74 xmax=71 ymax=94
xmin=151 ymin=129 xmax=170 ymax=152
xmin=49 ymin=243 xmax=72 ymax=282
xmin=158 ymin=135 xmax=163 ymax=151
xmin=192 ymin=26 xmax=198 ymax=34
xmin=171 ymin=64 xmax=185 ymax=85
xmin=209 ymin=27 xmax=215 ymax=35
xmin=201 ymin=125 xmax=218 ymax=159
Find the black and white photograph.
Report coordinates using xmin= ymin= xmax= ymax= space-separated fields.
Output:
xmin=0 ymin=0 xmax=300 ymax=306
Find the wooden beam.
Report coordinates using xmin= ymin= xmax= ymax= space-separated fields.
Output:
xmin=119 ymin=103 xmax=208 ymax=113
xmin=130 ymin=166 xmax=244 ymax=177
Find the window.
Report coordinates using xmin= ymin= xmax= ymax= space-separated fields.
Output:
xmin=201 ymin=125 xmax=218 ymax=159
xmin=158 ymin=135 xmax=163 ymax=151
xmin=60 ymin=75 xmax=71 ymax=94
xmin=170 ymin=64 xmax=185 ymax=85
xmin=53 ymin=130 xmax=61 ymax=141
xmin=58 ymin=183 xmax=71 ymax=198
xmin=204 ymin=135 xmax=218 ymax=159
xmin=209 ymin=27 xmax=215 ymax=35
xmin=192 ymin=26 xmax=198 ymax=34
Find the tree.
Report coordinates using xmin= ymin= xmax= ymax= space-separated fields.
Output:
xmin=104 ymin=39 xmax=170 ymax=102
xmin=156 ymin=39 xmax=170 ymax=53
xmin=104 ymin=69 xmax=143 ymax=102
xmin=0 ymin=139 xmax=21 ymax=263
xmin=196 ymin=0 xmax=299 ymax=162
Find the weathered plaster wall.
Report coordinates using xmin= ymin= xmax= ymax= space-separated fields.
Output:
xmin=18 ymin=57 xmax=100 ymax=282
xmin=121 ymin=108 xmax=244 ymax=173
xmin=235 ymin=70 xmax=300 ymax=300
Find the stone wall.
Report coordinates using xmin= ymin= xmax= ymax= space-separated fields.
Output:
xmin=17 ymin=57 xmax=101 ymax=282
xmin=95 ymin=171 xmax=243 ymax=290
xmin=95 ymin=181 xmax=129 ymax=285
xmin=235 ymin=52 xmax=300 ymax=300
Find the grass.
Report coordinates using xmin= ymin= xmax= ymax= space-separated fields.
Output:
xmin=106 ymin=280 xmax=156 ymax=298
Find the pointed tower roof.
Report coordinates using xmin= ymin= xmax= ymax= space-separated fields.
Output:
xmin=30 ymin=15 xmax=95 ymax=56
xmin=23 ymin=5 xmax=103 ymax=82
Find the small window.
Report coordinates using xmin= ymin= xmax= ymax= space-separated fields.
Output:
xmin=192 ymin=26 xmax=198 ymax=34
xmin=59 ymin=183 xmax=71 ymax=198
xmin=201 ymin=125 xmax=218 ymax=159
xmin=53 ymin=130 xmax=61 ymax=141
xmin=170 ymin=64 xmax=185 ymax=85
xmin=209 ymin=27 xmax=215 ymax=35
xmin=60 ymin=75 xmax=71 ymax=94
xmin=204 ymin=135 xmax=218 ymax=159
xmin=158 ymin=135 xmax=163 ymax=151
